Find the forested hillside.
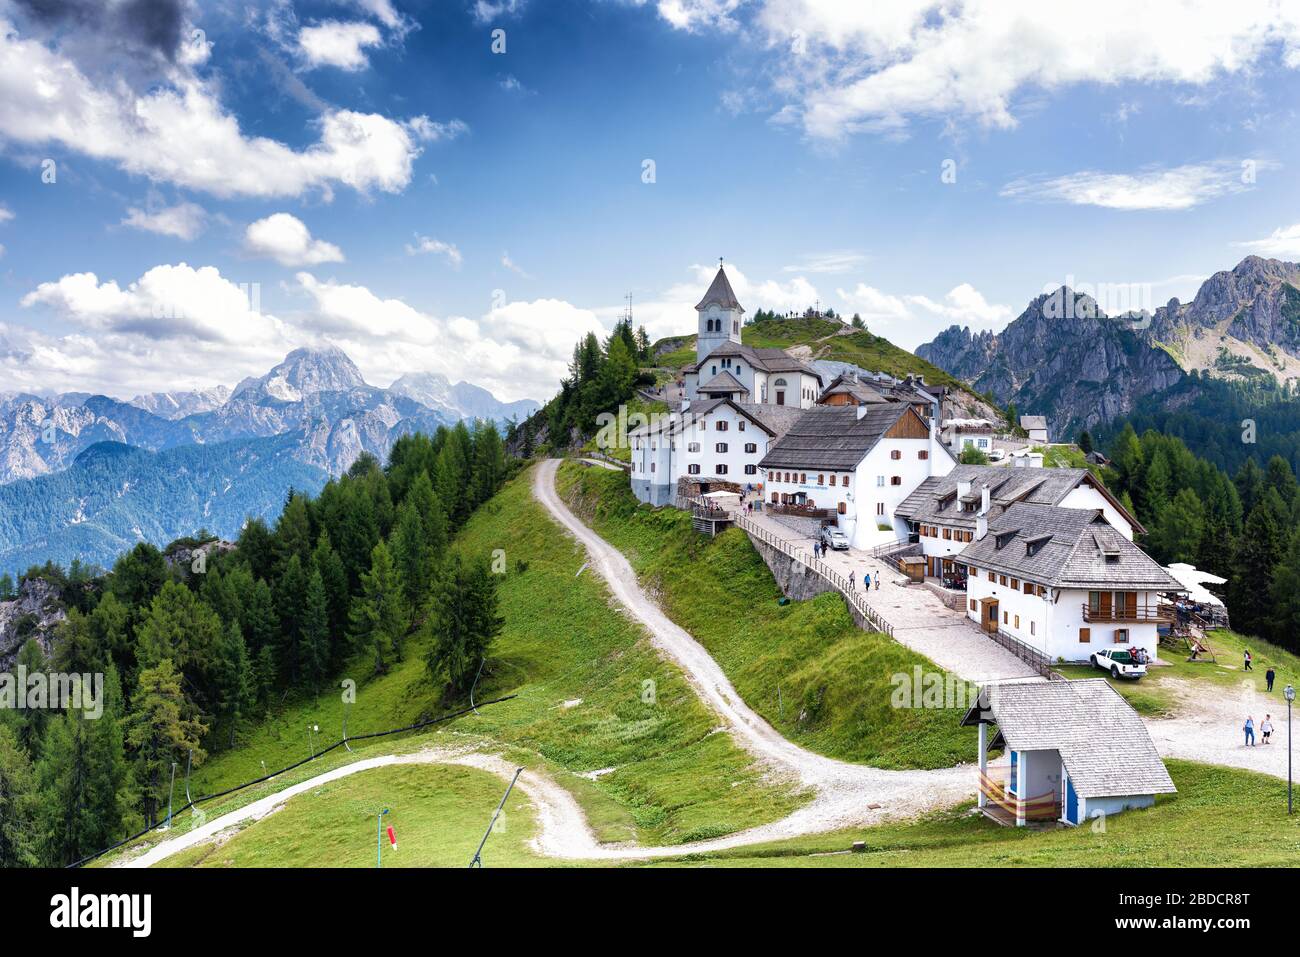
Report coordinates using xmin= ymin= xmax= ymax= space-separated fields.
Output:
xmin=0 ymin=421 xmax=510 ymax=867
xmin=1102 ymin=423 xmax=1300 ymax=650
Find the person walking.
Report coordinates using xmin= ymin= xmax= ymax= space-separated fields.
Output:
xmin=863 ymin=570 xmax=870 ymax=591
xmin=1244 ymin=648 xmax=1253 ymax=671
xmin=1266 ymin=667 xmax=1276 ymax=692
xmin=874 ymin=571 xmax=880 ymax=590
xmin=1262 ymin=714 xmax=1274 ymax=745
xmin=813 ymin=540 xmax=821 ymax=560
xmin=1244 ymin=715 xmax=1256 ymax=747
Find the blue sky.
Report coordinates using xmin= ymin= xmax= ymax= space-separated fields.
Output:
xmin=2 ymin=0 xmax=1300 ymax=402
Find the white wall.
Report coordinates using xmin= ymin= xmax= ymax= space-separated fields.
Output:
xmin=1059 ymin=484 xmax=1136 ymax=540
xmin=672 ymin=403 xmax=770 ymax=486
xmin=964 ymin=574 xmax=1161 ymax=663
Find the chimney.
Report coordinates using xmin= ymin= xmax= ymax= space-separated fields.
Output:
xmin=976 ymin=513 xmax=988 ymax=540
xmin=856 ymin=405 xmax=869 ymax=420
xmin=957 ymin=479 xmax=971 ymax=499
xmin=980 ymin=485 xmax=990 ymax=514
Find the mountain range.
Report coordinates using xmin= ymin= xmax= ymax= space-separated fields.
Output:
xmin=0 ymin=347 xmax=539 ymax=576
xmin=0 ymin=346 xmax=539 ymax=484
xmin=916 ymin=256 xmax=1300 ymax=437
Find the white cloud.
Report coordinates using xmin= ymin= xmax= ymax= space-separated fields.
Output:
xmin=501 ymin=251 xmax=532 ymax=278
xmin=405 ymin=235 xmax=463 ymax=269
xmin=298 ymin=21 xmax=383 ymax=71
xmin=0 ymin=205 xmax=13 ymax=223
xmin=473 ymin=0 xmax=528 ymax=24
xmin=835 ymin=281 xmax=1012 ymax=348
xmin=244 ymin=214 xmax=345 ymax=267
xmin=0 ymin=21 xmax=463 ymax=199
xmin=782 ymin=251 xmax=867 ymax=274
xmin=657 ymin=1 xmax=1300 ymax=140
xmin=9 ymin=262 xmax=586 ymax=402
xmin=121 ymin=201 xmax=206 ymax=240
xmin=348 ymin=0 xmax=407 ymax=30
xmin=1000 ymin=162 xmax=1260 ymax=211
xmin=1234 ymin=223 xmax=1300 ymax=258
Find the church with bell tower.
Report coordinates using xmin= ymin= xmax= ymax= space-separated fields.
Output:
xmin=681 ymin=262 xmax=824 ymax=410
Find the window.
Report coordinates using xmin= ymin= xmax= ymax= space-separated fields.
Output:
xmin=800 ymin=473 xmax=807 ymax=484
xmin=890 ymin=476 xmax=902 ymax=486
xmin=688 ymin=442 xmax=700 ymax=453
xmin=838 ymin=502 xmax=847 ymax=515
xmin=716 ymin=421 xmax=728 ymax=431
xmin=688 ymin=464 xmax=700 ymax=475
xmin=1010 ymin=578 xmax=1019 ymax=589
xmin=738 ymin=420 xmax=746 ymax=431
xmin=1014 ymin=615 xmax=1020 ymax=629
xmin=650 ymin=463 xmax=655 ymax=473
xmin=1023 ymin=581 xmax=1033 ymax=594
xmin=771 ymin=492 xmax=779 ymax=503
xmin=716 ymin=464 xmax=728 ymax=475
xmin=841 ymin=475 xmax=850 ymax=487
xmin=744 ymin=464 xmax=757 ymax=475
xmin=999 ymin=575 xmax=1008 ymax=586
xmin=716 ymin=443 xmax=728 ymax=453
xmin=890 ymin=450 xmax=902 ymax=460
xmin=918 ymin=450 xmax=929 ymax=460
xmin=1114 ymin=629 xmax=1129 ymax=644
xmin=818 ymin=474 xmax=825 ymax=485
xmin=988 ymin=572 xmax=995 ymax=582
xmin=943 ymin=528 xmax=951 ymax=540
xmin=1079 ymin=628 xmax=1091 ymax=644
xmin=969 ymin=600 xmax=977 ymax=611
xmin=877 ymin=475 xmax=885 ymax=487
xmin=876 ymin=503 xmax=885 ymax=516
xmin=1030 ymin=621 xmax=1036 ymax=636
xmin=745 ymin=443 xmax=757 ymax=453
xmin=1003 ymin=611 xmax=1009 ymax=625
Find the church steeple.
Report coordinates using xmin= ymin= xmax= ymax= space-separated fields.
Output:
xmin=695 ymin=262 xmax=744 ymax=363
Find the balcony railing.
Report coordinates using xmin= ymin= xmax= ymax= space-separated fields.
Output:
xmin=1081 ymin=603 xmax=1171 ymax=623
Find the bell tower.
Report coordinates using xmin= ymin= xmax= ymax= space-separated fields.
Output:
xmin=695 ymin=260 xmax=744 ymax=364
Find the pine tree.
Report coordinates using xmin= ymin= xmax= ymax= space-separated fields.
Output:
xmin=212 ymin=621 xmax=255 ymax=747
xmin=301 ymin=568 xmax=331 ymax=694
xmin=36 ymin=665 xmax=133 ymax=866
xmin=1148 ymin=487 xmax=1204 ymax=565
xmin=0 ymin=572 xmax=15 ymax=601
xmin=1078 ymin=430 xmax=1094 ymax=455
xmin=134 ymin=581 xmax=222 ymax=679
xmin=424 ymin=554 xmax=504 ymax=695
xmin=0 ymin=722 xmax=38 ymax=866
xmin=311 ymin=531 xmax=350 ymax=663
xmin=275 ymin=492 xmax=314 ymax=570
xmin=254 ymin=645 xmax=277 ymax=711
xmin=275 ymin=554 xmax=308 ymax=683
xmin=392 ymin=499 xmax=433 ymax=613
xmin=405 ymin=471 xmax=449 ymax=557
xmin=125 ymin=659 xmax=206 ymax=827
xmin=1228 ymin=501 xmax=1286 ymax=641
xmin=240 ymin=575 xmax=280 ymax=660
xmin=349 ymin=541 xmax=408 ymax=674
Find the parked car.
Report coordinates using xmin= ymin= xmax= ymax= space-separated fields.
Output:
xmin=988 ymin=448 xmax=1007 ymax=462
xmin=819 ymin=527 xmax=850 ymax=551
xmin=1090 ymin=648 xmax=1147 ymax=680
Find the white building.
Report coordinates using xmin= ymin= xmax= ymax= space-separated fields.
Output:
xmin=962 ymin=679 xmax=1176 ymax=827
xmin=758 ymin=403 xmax=956 ymax=550
xmin=629 ymin=398 xmax=803 ymax=505
xmin=942 ymin=418 xmax=995 ymax=456
xmin=681 ymin=266 xmax=823 ymax=408
xmin=895 ymin=464 xmax=1144 ymax=579
xmin=1020 ymin=415 xmax=1049 ymax=444
xmin=957 ymin=503 xmax=1183 ymax=664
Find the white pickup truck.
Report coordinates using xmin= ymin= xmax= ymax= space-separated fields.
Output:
xmin=1090 ymin=648 xmax=1147 ymax=680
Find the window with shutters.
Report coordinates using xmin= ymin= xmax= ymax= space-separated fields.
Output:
xmin=1079 ymin=628 xmax=1091 ymax=643
xmin=891 ymin=476 xmax=902 ymax=485
xmin=838 ymin=502 xmax=846 ymax=514
xmin=744 ymin=464 xmax=757 ymax=475
xmin=890 ymin=449 xmax=901 ymax=460
xmin=688 ymin=464 xmax=700 ymax=475
xmin=716 ymin=443 xmax=728 ymax=453
xmin=745 ymin=443 xmax=756 ymax=453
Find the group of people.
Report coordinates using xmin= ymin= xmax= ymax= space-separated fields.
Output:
xmin=1243 ymin=714 xmax=1275 ymax=747
xmin=1243 ymin=650 xmax=1283 ymax=747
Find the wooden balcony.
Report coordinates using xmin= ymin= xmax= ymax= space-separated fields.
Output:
xmin=1081 ymin=603 xmax=1171 ymax=623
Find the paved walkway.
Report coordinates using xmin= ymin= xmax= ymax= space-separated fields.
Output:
xmin=736 ymin=506 xmax=1040 ymax=684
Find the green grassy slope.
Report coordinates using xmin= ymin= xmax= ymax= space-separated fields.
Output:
xmin=160 ymin=764 xmax=543 ymax=868
xmin=556 ymin=461 xmax=976 ymax=769
xmin=106 ymin=466 xmax=806 ymax=865
xmin=644 ymin=760 xmax=1299 ymax=867
xmin=653 ymin=318 xmax=976 ymax=394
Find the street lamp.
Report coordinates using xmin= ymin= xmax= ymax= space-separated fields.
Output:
xmin=306 ymin=723 xmax=320 ymax=759
xmin=377 ymin=808 xmax=390 ymax=868
xmin=1286 ymin=685 xmax=1295 ymax=815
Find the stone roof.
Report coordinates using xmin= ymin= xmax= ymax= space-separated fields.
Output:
xmin=695 ymin=266 xmax=744 ymax=312
xmin=817 ymin=373 xmax=894 ymax=404
xmin=697 ymin=370 xmax=747 ymax=394
xmin=957 ymin=503 xmax=1182 ymax=590
xmin=629 ymin=398 xmax=803 ymax=440
xmin=964 ymin=679 xmax=1176 ymax=799
xmin=1020 ymin=415 xmax=1048 ymax=431
xmin=894 ymin=464 xmax=1142 ymax=534
xmin=758 ymin=402 xmax=912 ymax=471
